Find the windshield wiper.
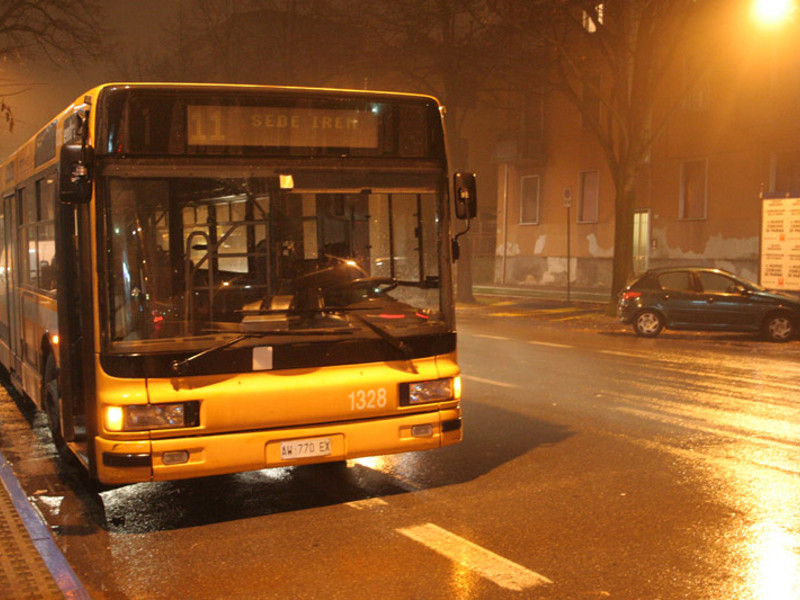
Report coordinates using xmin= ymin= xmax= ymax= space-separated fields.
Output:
xmin=170 ymin=333 xmax=255 ymax=377
xmin=170 ymin=327 xmax=354 ymax=376
xmin=347 ymin=312 xmax=418 ymax=374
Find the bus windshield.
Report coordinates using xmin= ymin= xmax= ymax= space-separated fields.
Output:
xmin=102 ymin=171 xmax=446 ymax=352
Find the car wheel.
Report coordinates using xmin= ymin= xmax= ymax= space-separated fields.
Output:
xmin=763 ymin=312 xmax=794 ymax=342
xmin=633 ymin=310 xmax=664 ymax=337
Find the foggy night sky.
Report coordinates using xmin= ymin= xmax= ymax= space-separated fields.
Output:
xmin=0 ymin=0 xmax=178 ymax=161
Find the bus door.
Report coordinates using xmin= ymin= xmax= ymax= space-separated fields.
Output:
xmin=53 ymin=199 xmax=94 ymax=448
xmin=0 ymin=195 xmax=11 ymax=368
xmin=4 ymin=192 xmax=22 ymax=380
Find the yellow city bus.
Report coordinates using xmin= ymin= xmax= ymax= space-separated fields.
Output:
xmin=0 ymin=83 xmax=476 ymax=485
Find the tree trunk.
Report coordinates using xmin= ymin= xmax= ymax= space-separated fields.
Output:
xmin=606 ymin=172 xmax=637 ymax=315
xmin=456 ymin=232 xmax=477 ymax=304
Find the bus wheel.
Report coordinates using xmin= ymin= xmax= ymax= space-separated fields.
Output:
xmin=42 ymin=353 xmax=65 ymax=450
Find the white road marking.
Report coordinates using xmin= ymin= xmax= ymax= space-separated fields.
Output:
xmin=462 ymin=375 xmax=521 ymax=389
xmin=472 ymin=334 xmax=511 ymax=341
xmin=527 ymin=340 xmax=572 ymax=349
xmin=599 ymin=350 xmax=641 ymax=358
xmin=397 ymin=523 xmax=552 ymax=591
xmin=346 ymin=497 xmax=389 ymax=510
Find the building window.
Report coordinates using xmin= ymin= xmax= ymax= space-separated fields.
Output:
xmin=524 ymin=92 xmax=545 ymax=142
xmin=581 ymin=72 xmax=601 ymax=130
xmin=582 ymin=4 xmax=604 ymax=33
xmin=772 ymin=150 xmax=800 ymax=193
xmin=520 ymin=175 xmax=540 ymax=224
xmin=578 ymin=170 xmax=599 ymax=223
xmin=682 ymin=54 xmax=710 ymax=111
xmin=679 ymin=159 xmax=708 ymax=220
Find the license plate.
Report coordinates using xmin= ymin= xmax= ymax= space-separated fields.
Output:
xmin=280 ymin=437 xmax=332 ymax=460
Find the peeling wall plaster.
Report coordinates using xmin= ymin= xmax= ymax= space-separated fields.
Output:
xmin=587 ymin=233 xmax=613 ymax=258
xmin=493 ymin=229 xmax=760 ymax=289
xmin=652 ymin=229 xmax=758 ymax=260
xmin=650 ymin=229 xmax=760 ymax=280
xmin=539 ymin=257 xmax=576 ymax=284
xmin=496 ymin=242 xmax=520 ymax=256
xmin=495 ymin=235 xmax=547 ymax=257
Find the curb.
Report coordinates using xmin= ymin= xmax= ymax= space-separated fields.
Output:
xmin=0 ymin=450 xmax=90 ymax=600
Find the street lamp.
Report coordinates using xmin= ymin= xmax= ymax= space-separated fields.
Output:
xmin=752 ymin=0 xmax=796 ymax=26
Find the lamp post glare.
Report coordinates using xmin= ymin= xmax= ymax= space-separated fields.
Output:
xmin=753 ymin=0 xmax=796 ymax=26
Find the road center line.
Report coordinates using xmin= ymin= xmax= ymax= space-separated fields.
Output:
xmin=527 ymin=340 xmax=572 ymax=349
xmin=599 ymin=349 xmax=640 ymax=358
xmin=462 ymin=375 xmax=521 ymax=389
xmin=397 ymin=522 xmax=552 ymax=591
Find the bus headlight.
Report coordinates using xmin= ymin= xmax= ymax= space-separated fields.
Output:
xmin=400 ymin=376 xmax=460 ymax=406
xmin=104 ymin=401 xmax=200 ymax=432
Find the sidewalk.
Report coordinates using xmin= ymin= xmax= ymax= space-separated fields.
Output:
xmin=0 ymin=450 xmax=89 ymax=599
xmin=459 ymin=285 xmax=623 ymax=332
xmin=471 ymin=284 xmax=611 ymax=304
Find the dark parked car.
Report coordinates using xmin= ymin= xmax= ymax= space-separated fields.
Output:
xmin=617 ymin=267 xmax=800 ymax=342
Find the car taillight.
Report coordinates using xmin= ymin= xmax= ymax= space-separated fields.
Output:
xmin=621 ymin=291 xmax=642 ymax=301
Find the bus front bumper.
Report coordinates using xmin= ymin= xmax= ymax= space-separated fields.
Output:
xmin=95 ymin=407 xmax=462 ymax=485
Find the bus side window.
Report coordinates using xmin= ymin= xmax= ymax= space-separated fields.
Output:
xmin=38 ymin=177 xmax=57 ymax=291
xmin=15 ymin=177 xmax=58 ymax=292
xmin=18 ymin=187 xmax=38 ymax=287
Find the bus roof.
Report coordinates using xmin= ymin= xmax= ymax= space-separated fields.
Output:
xmin=2 ymin=82 xmax=445 ymax=175
xmin=79 ymin=82 xmax=443 ymax=108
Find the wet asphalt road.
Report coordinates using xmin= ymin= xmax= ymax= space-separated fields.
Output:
xmin=1 ymin=302 xmax=799 ymax=599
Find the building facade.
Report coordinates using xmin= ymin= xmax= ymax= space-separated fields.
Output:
xmin=487 ymin=6 xmax=800 ymax=295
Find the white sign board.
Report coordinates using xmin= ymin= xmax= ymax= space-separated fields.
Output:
xmin=760 ymin=196 xmax=800 ymax=291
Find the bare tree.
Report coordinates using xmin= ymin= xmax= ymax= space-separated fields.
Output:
xmin=0 ymin=0 xmax=106 ymax=130
xmin=496 ymin=0 xmax=721 ymax=309
xmin=137 ymin=0 xmax=527 ymax=302
xmin=319 ymin=0 xmax=517 ymax=302
xmin=144 ymin=0 xmax=363 ymax=86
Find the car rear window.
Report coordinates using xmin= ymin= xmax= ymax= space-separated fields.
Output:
xmin=657 ymin=271 xmax=694 ymax=291
xmin=630 ymin=273 xmax=658 ymax=290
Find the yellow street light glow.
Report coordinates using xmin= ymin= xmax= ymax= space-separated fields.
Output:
xmin=753 ymin=0 xmax=796 ymax=25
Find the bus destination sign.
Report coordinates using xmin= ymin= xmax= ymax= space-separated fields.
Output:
xmin=187 ymin=105 xmax=380 ymax=149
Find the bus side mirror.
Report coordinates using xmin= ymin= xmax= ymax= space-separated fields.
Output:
xmin=59 ymin=143 xmax=93 ymax=204
xmin=453 ymin=172 xmax=477 ymax=220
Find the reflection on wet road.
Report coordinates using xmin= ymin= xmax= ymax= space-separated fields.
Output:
xmin=1 ymin=313 xmax=799 ymax=598
xmin=603 ymin=350 xmax=800 ymax=600
xmin=459 ymin=317 xmax=800 ymax=600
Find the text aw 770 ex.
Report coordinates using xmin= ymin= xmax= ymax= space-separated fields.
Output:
xmin=0 ymin=83 xmax=476 ymax=485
